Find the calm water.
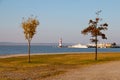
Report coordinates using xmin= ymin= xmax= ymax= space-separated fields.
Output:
xmin=0 ymin=45 xmax=120 ymax=55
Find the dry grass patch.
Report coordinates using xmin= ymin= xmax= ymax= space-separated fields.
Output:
xmin=0 ymin=52 xmax=120 ymax=80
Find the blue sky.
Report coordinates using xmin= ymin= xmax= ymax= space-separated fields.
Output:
xmin=0 ymin=0 xmax=120 ymax=44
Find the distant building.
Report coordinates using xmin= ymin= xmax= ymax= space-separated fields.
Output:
xmin=87 ymin=43 xmax=116 ymax=48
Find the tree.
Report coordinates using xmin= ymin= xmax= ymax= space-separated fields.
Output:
xmin=21 ymin=16 xmax=39 ymax=63
xmin=81 ymin=11 xmax=108 ymax=60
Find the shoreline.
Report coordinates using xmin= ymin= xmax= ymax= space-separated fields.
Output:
xmin=0 ymin=52 xmax=82 ymax=58
xmin=0 ymin=52 xmax=120 ymax=58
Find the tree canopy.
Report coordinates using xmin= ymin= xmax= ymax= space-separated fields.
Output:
xmin=81 ymin=18 xmax=108 ymax=42
xmin=22 ymin=17 xmax=39 ymax=41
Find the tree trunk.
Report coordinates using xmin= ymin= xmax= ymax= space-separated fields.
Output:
xmin=28 ymin=40 xmax=31 ymax=63
xmin=95 ymin=35 xmax=97 ymax=60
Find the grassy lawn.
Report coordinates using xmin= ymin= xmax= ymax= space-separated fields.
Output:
xmin=0 ymin=52 xmax=120 ymax=80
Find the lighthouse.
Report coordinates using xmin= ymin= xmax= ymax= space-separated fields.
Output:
xmin=58 ymin=38 xmax=62 ymax=48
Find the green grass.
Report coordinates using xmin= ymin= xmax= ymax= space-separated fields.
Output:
xmin=0 ymin=52 xmax=120 ymax=80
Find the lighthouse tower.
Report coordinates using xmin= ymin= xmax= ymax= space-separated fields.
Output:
xmin=58 ymin=38 xmax=62 ymax=48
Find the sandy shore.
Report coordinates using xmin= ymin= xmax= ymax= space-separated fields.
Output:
xmin=44 ymin=60 xmax=120 ymax=80
xmin=0 ymin=54 xmax=27 ymax=58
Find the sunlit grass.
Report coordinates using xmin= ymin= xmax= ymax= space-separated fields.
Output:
xmin=0 ymin=52 xmax=120 ymax=80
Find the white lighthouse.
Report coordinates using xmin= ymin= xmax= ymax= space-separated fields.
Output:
xmin=58 ymin=38 xmax=62 ymax=48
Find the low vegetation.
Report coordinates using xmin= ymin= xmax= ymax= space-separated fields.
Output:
xmin=0 ymin=52 xmax=120 ymax=80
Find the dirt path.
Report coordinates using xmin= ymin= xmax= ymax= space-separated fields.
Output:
xmin=44 ymin=61 xmax=120 ymax=80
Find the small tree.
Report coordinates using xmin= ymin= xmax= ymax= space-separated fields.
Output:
xmin=21 ymin=16 xmax=39 ymax=63
xmin=81 ymin=11 xmax=108 ymax=60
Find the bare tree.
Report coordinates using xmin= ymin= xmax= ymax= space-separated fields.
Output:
xmin=81 ymin=11 xmax=108 ymax=60
xmin=21 ymin=16 xmax=39 ymax=63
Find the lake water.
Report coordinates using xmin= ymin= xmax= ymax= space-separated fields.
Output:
xmin=0 ymin=45 xmax=120 ymax=55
